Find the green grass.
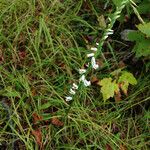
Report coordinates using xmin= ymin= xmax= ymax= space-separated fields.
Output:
xmin=0 ymin=0 xmax=150 ymax=149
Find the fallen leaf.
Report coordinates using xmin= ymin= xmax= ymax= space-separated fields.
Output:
xmin=32 ymin=113 xmax=43 ymax=124
xmin=119 ymin=82 xmax=128 ymax=96
xmin=51 ymin=117 xmax=64 ymax=127
xmin=118 ymin=71 xmax=137 ymax=96
xmin=18 ymin=51 xmax=26 ymax=60
xmin=91 ymin=76 xmax=99 ymax=84
xmin=99 ymin=78 xmax=119 ymax=101
xmin=115 ymin=90 xmax=122 ymax=102
xmin=120 ymin=144 xmax=127 ymax=150
xmin=32 ymin=129 xmax=42 ymax=147
xmin=31 ymin=88 xmax=36 ymax=96
xmin=97 ymin=59 xmax=104 ymax=67
xmin=118 ymin=61 xmax=126 ymax=68
xmin=106 ymin=144 xmax=113 ymax=150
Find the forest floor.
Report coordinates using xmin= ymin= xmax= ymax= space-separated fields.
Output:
xmin=0 ymin=0 xmax=149 ymax=150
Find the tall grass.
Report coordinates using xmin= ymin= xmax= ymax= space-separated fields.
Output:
xmin=0 ymin=0 xmax=149 ymax=149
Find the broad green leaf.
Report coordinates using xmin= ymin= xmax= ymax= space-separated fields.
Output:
xmin=128 ymin=31 xmax=145 ymax=41
xmin=99 ymin=78 xmax=119 ymax=101
xmin=133 ymin=39 xmax=150 ymax=57
xmin=137 ymin=1 xmax=150 ymax=14
xmin=118 ymin=71 xmax=137 ymax=85
xmin=118 ymin=71 xmax=137 ymax=94
xmin=137 ymin=22 xmax=150 ymax=37
xmin=127 ymin=31 xmax=150 ymax=57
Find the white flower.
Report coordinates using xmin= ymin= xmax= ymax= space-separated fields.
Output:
xmin=72 ymin=83 xmax=78 ymax=90
xmin=87 ymin=53 xmax=94 ymax=57
xmin=79 ymin=75 xmax=91 ymax=87
xmin=65 ymin=96 xmax=72 ymax=101
xmin=91 ymin=57 xmax=99 ymax=70
xmin=79 ymin=69 xmax=86 ymax=74
xmin=91 ymin=47 xmax=98 ymax=51
xmin=107 ymin=31 xmax=113 ymax=35
xmin=83 ymin=80 xmax=91 ymax=87
xmin=69 ymin=88 xmax=76 ymax=95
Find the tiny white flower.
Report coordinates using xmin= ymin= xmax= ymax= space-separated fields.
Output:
xmin=69 ymin=88 xmax=76 ymax=95
xmin=91 ymin=57 xmax=99 ymax=70
xmin=72 ymin=83 xmax=78 ymax=90
xmin=79 ymin=75 xmax=91 ymax=87
xmin=103 ymin=35 xmax=108 ymax=39
xmin=107 ymin=29 xmax=114 ymax=32
xmin=79 ymin=74 xmax=85 ymax=82
xmin=87 ymin=53 xmax=94 ymax=58
xmin=65 ymin=96 xmax=72 ymax=101
xmin=83 ymin=80 xmax=91 ymax=87
xmin=107 ymin=31 xmax=113 ymax=35
xmin=91 ymin=47 xmax=98 ymax=51
xmin=96 ymin=43 xmax=99 ymax=46
xmin=93 ymin=64 xmax=99 ymax=69
xmin=79 ymin=69 xmax=86 ymax=74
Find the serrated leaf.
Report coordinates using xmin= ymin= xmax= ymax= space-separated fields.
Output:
xmin=119 ymin=71 xmax=137 ymax=85
xmin=137 ymin=22 xmax=150 ymax=37
xmin=118 ymin=71 xmax=137 ymax=95
xmin=99 ymin=78 xmax=119 ymax=101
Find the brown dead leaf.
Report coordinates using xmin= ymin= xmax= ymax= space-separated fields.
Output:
xmin=118 ymin=61 xmax=126 ymax=68
xmin=32 ymin=129 xmax=42 ymax=147
xmin=31 ymin=88 xmax=36 ymax=96
xmin=97 ymin=59 xmax=104 ymax=67
xmin=32 ymin=113 xmax=43 ymax=124
xmin=51 ymin=117 xmax=64 ymax=127
xmin=106 ymin=144 xmax=113 ymax=150
xmin=120 ymin=144 xmax=127 ymax=150
xmin=119 ymin=83 xmax=128 ymax=96
xmin=91 ymin=76 xmax=99 ymax=84
xmin=115 ymin=90 xmax=122 ymax=102
xmin=18 ymin=51 xmax=26 ymax=60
